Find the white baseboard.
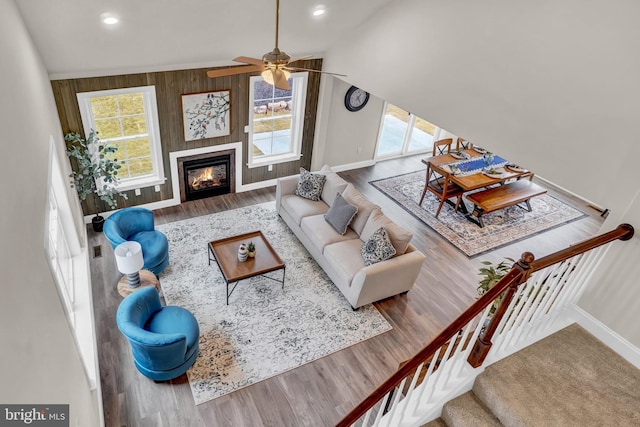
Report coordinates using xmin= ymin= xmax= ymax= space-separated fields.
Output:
xmin=330 ymin=159 xmax=376 ymax=172
xmin=535 ymin=175 xmax=606 ymax=213
xmin=570 ymin=305 xmax=640 ymax=369
xmin=83 ymin=179 xmax=277 ymax=224
xmin=239 ymin=178 xmax=277 ymax=192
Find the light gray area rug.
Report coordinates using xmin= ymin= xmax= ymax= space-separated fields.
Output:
xmin=156 ymin=202 xmax=392 ymax=405
xmin=370 ymin=171 xmax=587 ymax=257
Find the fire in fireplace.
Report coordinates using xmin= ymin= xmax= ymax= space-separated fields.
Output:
xmin=188 ymin=163 xmax=227 ymax=192
xmin=177 ymin=150 xmax=235 ymax=202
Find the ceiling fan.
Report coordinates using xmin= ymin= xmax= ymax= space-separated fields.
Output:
xmin=206 ymin=0 xmax=345 ymax=91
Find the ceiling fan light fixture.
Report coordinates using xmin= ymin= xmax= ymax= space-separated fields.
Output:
xmin=261 ymin=69 xmax=274 ymax=85
xmin=261 ymin=68 xmax=291 ymax=86
xmin=206 ymin=0 xmax=345 ymax=83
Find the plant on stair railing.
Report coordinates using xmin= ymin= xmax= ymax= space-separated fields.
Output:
xmin=477 ymin=257 xmax=515 ymax=314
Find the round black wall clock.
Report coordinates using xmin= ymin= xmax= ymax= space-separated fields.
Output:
xmin=344 ymin=86 xmax=370 ymax=112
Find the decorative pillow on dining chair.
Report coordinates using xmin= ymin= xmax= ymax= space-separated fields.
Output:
xmin=324 ymin=193 xmax=358 ymax=235
xmin=361 ymin=227 xmax=396 ymax=266
xmin=295 ymin=167 xmax=327 ymax=201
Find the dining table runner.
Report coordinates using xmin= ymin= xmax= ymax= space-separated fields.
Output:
xmin=447 ymin=154 xmax=508 ymax=176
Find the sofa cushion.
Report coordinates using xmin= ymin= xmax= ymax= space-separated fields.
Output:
xmin=301 ymin=214 xmax=359 ymax=254
xmin=361 ymin=227 xmax=397 ymax=266
xmin=280 ymin=194 xmax=328 ymax=226
xmin=319 ymin=164 xmax=348 ymax=206
xmin=341 ymin=184 xmax=380 ymax=235
xmin=295 ymin=167 xmax=326 ymax=201
xmin=324 ymin=193 xmax=358 ymax=235
xmin=361 ymin=209 xmax=413 ymax=255
xmin=324 ymin=239 xmax=366 ymax=286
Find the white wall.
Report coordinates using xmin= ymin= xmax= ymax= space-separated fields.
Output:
xmin=320 ymin=0 xmax=640 ymax=348
xmin=579 ymin=194 xmax=640 ymax=347
xmin=0 ymin=1 xmax=101 ymax=425
xmin=323 ymin=0 xmax=640 ymax=216
xmin=313 ymin=77 xmax=385 ymax=169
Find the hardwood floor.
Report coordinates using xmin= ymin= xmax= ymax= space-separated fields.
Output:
xmin=90 ymin=154 xmax=604 ymax=427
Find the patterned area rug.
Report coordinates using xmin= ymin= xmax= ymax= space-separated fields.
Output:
xmin=156 ymin=202 xmax=392 ymax=405
xmin=370 ymin=171 xmax=587 ymax=257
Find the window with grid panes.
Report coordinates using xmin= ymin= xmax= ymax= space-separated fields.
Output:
xmin=77 ymin=86 xmax=165 ymax=191
xmin=248 ymin=73 xmax=308 ymax=167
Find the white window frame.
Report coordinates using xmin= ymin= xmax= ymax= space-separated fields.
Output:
xmin=247 ymin=72 xmax=308 ymax=168
xmin=375 ymin=101 xmax=435 ymax=160
xmin=45 ymin=138 xmax=99 ymax=390
xmin=47 ymin=188 xmax=75 ymax=327
xmin=77 ymin=85 xmax=165 ymax=191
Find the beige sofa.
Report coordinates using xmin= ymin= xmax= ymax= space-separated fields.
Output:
xmin=276 ymin=165 xmax=426 ymax=309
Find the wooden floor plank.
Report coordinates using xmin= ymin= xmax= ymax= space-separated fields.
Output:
xmin=90 ymin=154 xmax=603 ymax=426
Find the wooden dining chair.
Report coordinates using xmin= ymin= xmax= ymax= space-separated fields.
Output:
xmin=432 ymin=138 xmax=454 ymax=156
xmin=419 ymin=163 xmax=465 ymax=218
xmin=456 ymin=137 xmax=474 ymax=151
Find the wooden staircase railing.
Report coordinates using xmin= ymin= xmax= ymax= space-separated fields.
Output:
xmin=336 ymin=224 xmax=634 ymax=427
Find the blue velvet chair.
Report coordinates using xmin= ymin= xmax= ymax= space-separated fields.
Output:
xmin=116 ymin=287 xmax=200 ymax=381
xmin=104 ymin=207 xmax=169 ymax=275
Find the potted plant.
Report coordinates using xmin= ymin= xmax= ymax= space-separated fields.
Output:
xmin=65 ymin=129 xmax=128 ymax=232
xmin=477 ymin=257 xmax=515 ymax=315
xmin=247 ymin=241 xmax=256 ymax=258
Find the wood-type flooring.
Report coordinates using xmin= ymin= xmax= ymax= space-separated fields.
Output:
xmin=89 ymin=154 xmax=604 ymax=427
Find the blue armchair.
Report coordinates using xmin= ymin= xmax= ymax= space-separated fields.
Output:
xmin=116 ymin=287 xmax=200 ymax=381
xmin=104 ymin=207 xmax=169 ymax=275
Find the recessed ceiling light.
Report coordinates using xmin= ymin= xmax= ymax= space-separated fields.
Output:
xmin=312 ymin=6 xmax=326 ymax=17
xmin=100 ymin=13 xmax=119 ymax=25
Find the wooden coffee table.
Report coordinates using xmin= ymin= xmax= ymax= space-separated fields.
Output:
xmin=207 ymin=230 xmax=285 ymax=304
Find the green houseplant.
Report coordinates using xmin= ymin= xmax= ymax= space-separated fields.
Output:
xmin=65 ymin=129 xmax=128 ymax=231
xmin=247 ymin=241 xmax=256 ymax=258
xmin=477 ymin=257 xmax=515 ymax=314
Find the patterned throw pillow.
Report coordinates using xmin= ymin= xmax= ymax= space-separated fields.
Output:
xmin=295 ymin=167 xmax=326 ymax=201
xmin=361 ymin=227 xmax=397 ymax=266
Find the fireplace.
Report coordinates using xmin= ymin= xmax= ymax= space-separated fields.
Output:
xmin=177 ymin=149 xmax=235 ymax=202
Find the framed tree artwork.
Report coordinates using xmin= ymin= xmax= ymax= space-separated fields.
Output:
xmin=182 ymin=90 xmax=231 ymax=141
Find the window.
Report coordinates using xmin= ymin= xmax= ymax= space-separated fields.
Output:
xmin=77 ymin=86 xmax=165 ymax=191
xmin=376 ymin=103 xmax=437 ymax=158
xmin=47 ymin=188 xmax=75 ymax=326
xmin=45 ymin=138 xmax=98 ymax=389
xmin=248 ymin=73 xmax=308 ymax=167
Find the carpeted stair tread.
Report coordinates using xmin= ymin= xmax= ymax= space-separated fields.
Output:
xmin=441 ymin=391 xmax=502 ymax=426
xmin=473 ymin=323 xmax=640 ymax=426
xmin=421 ymin=417 xmax=448 ymax=427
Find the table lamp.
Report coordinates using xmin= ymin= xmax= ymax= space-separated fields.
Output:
xmin=115 ymin=241 xmax=144 ymax=288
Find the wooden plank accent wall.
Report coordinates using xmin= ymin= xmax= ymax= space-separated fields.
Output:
xmin=51 ymin=59 xmax=323 ymax=215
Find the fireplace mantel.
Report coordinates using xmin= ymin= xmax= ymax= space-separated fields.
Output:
xmin=169 ymin=143 xmax=243 ymax=205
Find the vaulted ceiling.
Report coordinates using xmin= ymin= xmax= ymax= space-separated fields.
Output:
xmin=15 ymin=0 xmax=394 ymax=78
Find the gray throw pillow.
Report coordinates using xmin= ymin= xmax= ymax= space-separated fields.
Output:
xmin=324 ymin=193 xmax=358 ymax=235
xmin=361 ymin=227 xmax=397 ymax=266
xmin=295 ymin=167 xmax=326 ymax=201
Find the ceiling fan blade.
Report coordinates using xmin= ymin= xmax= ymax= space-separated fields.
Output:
xmin=207 ymin=64 xmax=264 ymax=78
xmin=287 ymin=55 xmax=313 ymax=65
xmin=286 ymin=66 xmax=347 ymax=77
xmin=233 ymin=56 xmax=265 ymax=66
xmin=272 ymin=69 xmax=291 ymax=91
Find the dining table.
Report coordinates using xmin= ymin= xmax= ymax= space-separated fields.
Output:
xmin=422 ymin=147 xmax=532 ymax=215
